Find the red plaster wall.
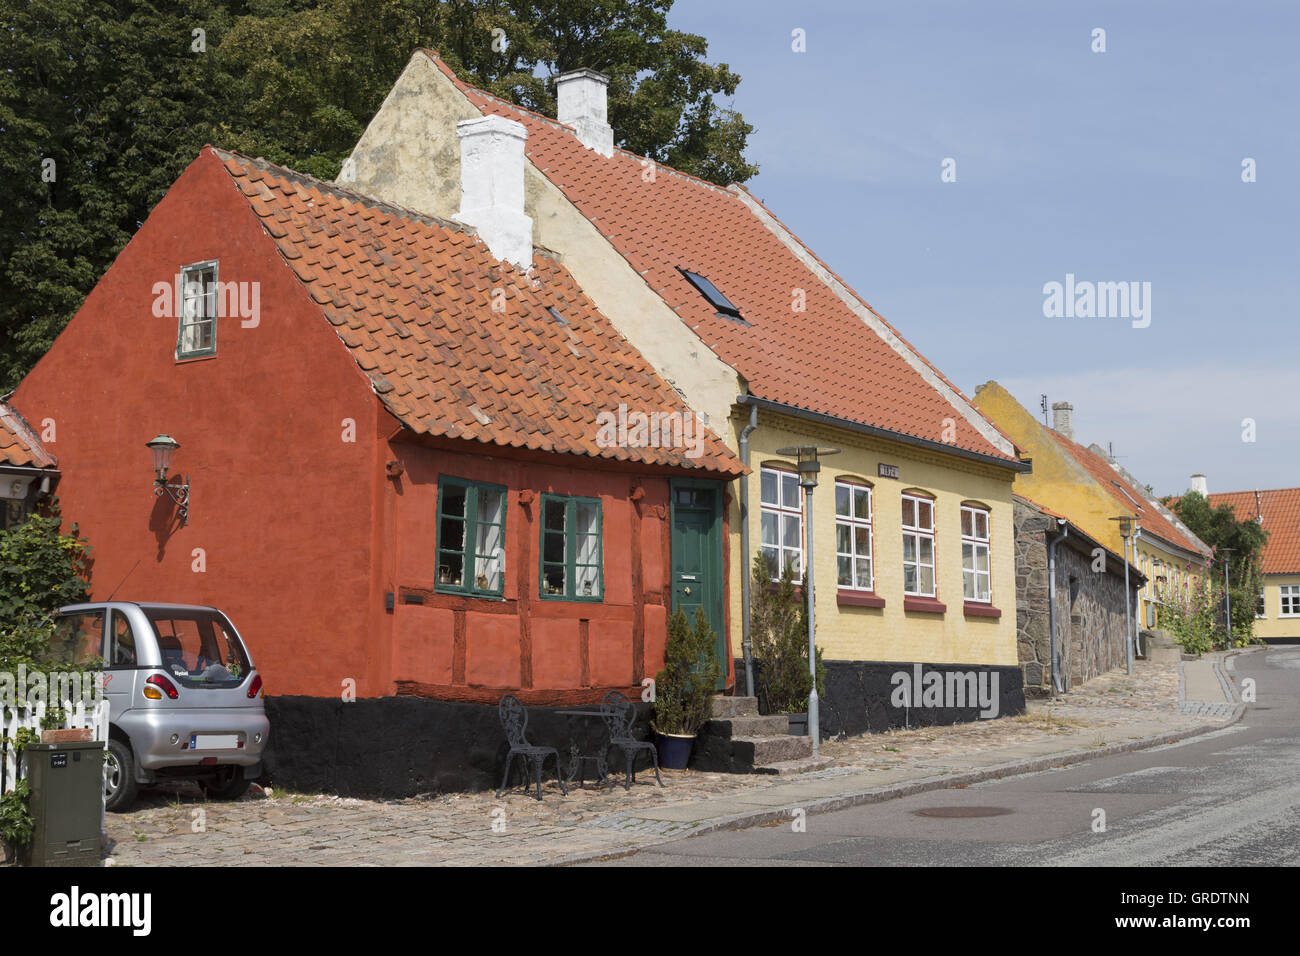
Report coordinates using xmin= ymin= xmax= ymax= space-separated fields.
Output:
xmin=12 ymin=152 xmax=385 ymax=698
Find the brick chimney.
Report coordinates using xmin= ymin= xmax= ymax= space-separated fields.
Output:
xmin=1190 ymin=474 xmax=1208 ymax=495
xmin=453 ymin=115 xmax=533 ymax=269
xmin=555 ymin=68 xmax=613 ymax=157
xmin=1050 ymin=401 xmax=1074 ymax=439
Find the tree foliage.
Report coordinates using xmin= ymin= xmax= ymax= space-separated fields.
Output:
xmin=1165 ymin=491 xmax=1268 ymax=643
xmin=748 ymin=554 xmax=825 ymax=715
xmin=652 ymin=605 xmax=721 ymax=737
xmin=0 ymin=0 xmax=755 ymax=389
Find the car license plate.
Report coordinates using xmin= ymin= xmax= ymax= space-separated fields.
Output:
xmin=190 ymin=734 xmax=240 ymax=750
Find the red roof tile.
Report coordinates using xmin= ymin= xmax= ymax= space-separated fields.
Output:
xmin=1047 ymin=431 xmax=1208 ymax=558
xmin=1208 ymin=488 xmax=1300 ymax=574
xmin=0 ymin=401 xmax=55 ymax=469
xmin=427 ymin=58 xmax=1016 ymax=465
xmin=214 ymin=149 xmax=742 ymax=476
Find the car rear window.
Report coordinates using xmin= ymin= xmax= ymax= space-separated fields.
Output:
xmin=144 ymin=609 xmax=250 ymax=689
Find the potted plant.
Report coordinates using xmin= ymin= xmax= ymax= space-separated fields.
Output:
xmin=749 ymin=555 xmax=826 ymax=735
xmin=651 ymin=606 xmax=722 ymax=769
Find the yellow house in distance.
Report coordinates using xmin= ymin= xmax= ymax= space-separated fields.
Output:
xmin=1207 ymin=487 xmax=1300 ymax=642
xmin=973 ymin=382 xmax=1211 ymax=631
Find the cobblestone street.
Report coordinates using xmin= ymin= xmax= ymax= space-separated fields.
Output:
xmin=96 ymin=654 xmax=1238 ymax=866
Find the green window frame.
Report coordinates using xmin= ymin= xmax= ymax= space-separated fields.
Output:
xmin=176 ymin=260 xmax=219 ymax=359
xmin=539 ymin=494 xmax=603 ymax=601
xmin=436 ymin=477 xmax=507 ymax=598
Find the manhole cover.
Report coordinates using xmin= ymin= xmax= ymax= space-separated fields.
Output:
xmin=912 ymin=806 xmax=1014 ymax=818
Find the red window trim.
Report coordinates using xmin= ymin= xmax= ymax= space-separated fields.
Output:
xmin=837 ymin=590 xmax=885 ymax=609
xmin=962 ymin=601 xmax=1002 ymax=618
xmin=903 ymin=596 xmax=947 ymax=614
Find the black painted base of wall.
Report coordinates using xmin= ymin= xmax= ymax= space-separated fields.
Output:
xmin=263 ymin=695 xmax=648 ymax=798
xmin=736 ymin=658 xmax=1026 ymax=738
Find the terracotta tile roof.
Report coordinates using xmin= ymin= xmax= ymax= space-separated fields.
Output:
xmin=1047 ymin=431 xmax=1208 ymax=558
xmin=213 ymin=149 xmax=743 ymax=476
xmin=0 ymin=400 xmax=55 ymax=468
xmin=1208 ymin=488 xmax=1300 ymax=574
xmin=427 ymin=58 xmax=1017 ymax=465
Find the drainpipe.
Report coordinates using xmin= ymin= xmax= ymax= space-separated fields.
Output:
xmin=1047 ymin=519 xmax=1068 ymax=694
xmin=738 ymin=402 xmax=759 ymax=698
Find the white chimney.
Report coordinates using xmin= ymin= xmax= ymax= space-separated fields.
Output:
xmin=1190 ymin=474 xmax=1208 ymax=495
xmin=555 ymin=68 xmax=613 ymax=157
xmin=454 ymin=115 xmax=533 ymax=270
xmin=1051 ymin=401 xmax=1074 ymax=439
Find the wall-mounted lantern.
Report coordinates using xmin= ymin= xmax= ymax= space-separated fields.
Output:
xmin=147 ymin=434 xmax=190 ymax=526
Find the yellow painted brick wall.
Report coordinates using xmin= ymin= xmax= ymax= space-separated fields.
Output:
xmin=1255 ymin=574 xmax=1300 ymax=639
xmin=726 ymin=410 xmax=1020 ymax=668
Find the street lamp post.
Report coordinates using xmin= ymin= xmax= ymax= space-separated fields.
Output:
xmin=1221 ymin=548 xmax=1235 ymax=644
xmin=775 ymin=445 xmax=839 ymax=757
xmin=1111 ymin=516 xmax=1135 ymax=675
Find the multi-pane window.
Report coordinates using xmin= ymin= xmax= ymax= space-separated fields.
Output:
xmin=1256 ymin=588 xmax=1267 ymax=619
xmin=961 ymin=505 xmax=991 ymax=602
xmin=835 ymin=481 xmax=873 ymax=591
xmin=901 ymin=493 xmax=936 ymax=597
xmin=541 ymin=495 xmax=603 ymax=600
xmin=1281 ymin=585 xmax=1300 ymax=618
xmin=437 ymin=478 xmax=506 ymax=597
xmin=177 ymin=261 xmax=218 ymax=358
xmin=760 ymin=466 xmax=803 ymax=580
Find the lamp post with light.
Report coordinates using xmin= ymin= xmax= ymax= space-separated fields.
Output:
xmin=147 ymin=434 xmax=190 ymax=526
xmin=1111 ymin=515 xmax=1135 ymax=675
xmin=774 ymin=445 xmax=839 ymax=756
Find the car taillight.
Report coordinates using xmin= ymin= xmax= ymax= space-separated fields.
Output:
xmin=145 ymin=674 xmax=179 ymax=700
xmin=248 ymin=674 xmax=263 ymax=699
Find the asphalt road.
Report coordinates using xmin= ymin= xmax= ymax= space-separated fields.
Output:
xmin=594 ymin=646 xmax=1299 ymax=866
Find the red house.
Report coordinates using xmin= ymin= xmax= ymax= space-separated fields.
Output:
xmin=10 ymin=138 xmax=743 ymax=794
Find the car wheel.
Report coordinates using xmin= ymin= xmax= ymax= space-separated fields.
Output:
xmin=200 ymin=766 xmax=250 ymax=801
xmin=104 ymin=738 xmax=139 ymax=813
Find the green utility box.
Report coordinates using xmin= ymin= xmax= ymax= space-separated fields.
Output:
xmin=25 ymin=741 xmax=104 ymax=867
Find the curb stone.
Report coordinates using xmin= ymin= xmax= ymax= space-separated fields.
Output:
xmin=553 ymin=673 xmax=1254 ymax=866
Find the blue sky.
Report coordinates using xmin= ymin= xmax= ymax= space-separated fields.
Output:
xmin=667 ymin=0 xmax=1298 ymax=496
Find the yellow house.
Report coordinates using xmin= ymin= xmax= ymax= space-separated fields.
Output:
xmin=973 ymin=383 xmax=1211 ymax=632
xmin=338 ymin=50 xmax=1030 ymax=737
xmin=1207 ymin=487 xmax=1300 ymax=642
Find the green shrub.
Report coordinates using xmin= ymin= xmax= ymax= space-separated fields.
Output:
xmin=749 ymin=554 xmax=825 ymax=714
xmin=652 ymin=606 xmax=722 ymax=736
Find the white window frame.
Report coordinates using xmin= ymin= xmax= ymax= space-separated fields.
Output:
xmin=760 ymin=465 xmax=803 ymax=581
xmin=1256 ymin=587 xmax=1267 ymax=620
xmin=1281 ymin=585 xmax=1300 ymax=618
xmin=177 ymin=260 xmax=219 ymax=359
xmin=834 ymin=480 xmax=873 ymax=592
xmin=901 ymin=492 xmax=936 ymax=598
xmin=960 ymin=505 xmax=992 ymax=603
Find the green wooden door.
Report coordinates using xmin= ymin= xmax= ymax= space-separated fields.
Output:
xmin=670 ymin=480 xmax=725 ymax=689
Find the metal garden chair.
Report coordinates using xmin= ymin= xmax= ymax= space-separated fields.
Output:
xmin=599 ymin=690 xmax=663 ymax=792
xmin=496 ymin=694 xmax=568 ymax=801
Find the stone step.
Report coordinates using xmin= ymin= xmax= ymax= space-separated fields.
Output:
xmin=702 ymin=714 xmax=790 ymax=738
xmin=732 ymin=734 xmax=813 ymax=766
xmin=754 ymin=755 xmax=838 ymax=776
xmin=710 ymin=695 xmax=759 ymax=718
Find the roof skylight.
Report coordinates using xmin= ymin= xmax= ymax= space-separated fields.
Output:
xmin=679 ymin=268 xmax=743 ymax=321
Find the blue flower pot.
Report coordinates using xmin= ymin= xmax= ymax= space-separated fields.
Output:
xmin=654 ymin=732 xmax=695 ymax=769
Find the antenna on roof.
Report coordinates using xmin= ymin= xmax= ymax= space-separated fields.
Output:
xmin=1040 ymin=394 xmax=1049 ymax=425
xmin=105 ymin=560 xmax=140 ymax=602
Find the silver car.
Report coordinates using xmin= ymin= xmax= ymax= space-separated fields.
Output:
xmin=53 ymin=602 xmax=269 ymax=811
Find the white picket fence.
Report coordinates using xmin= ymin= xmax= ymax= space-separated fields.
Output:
xmin=1 ymin=698 xmax=110 ymax=797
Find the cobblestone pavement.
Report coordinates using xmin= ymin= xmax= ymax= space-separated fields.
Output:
xmin=99 ymin=655 xmax=1238 ymax=867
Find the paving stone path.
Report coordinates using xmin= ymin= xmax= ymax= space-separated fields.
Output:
xmin=95 ymin=653 xmax=1240 ymax=867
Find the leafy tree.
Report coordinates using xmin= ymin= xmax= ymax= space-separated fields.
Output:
xmin=0 ymin=0 xmax=754 ymax=389
xmin=1165 ymin=490 xmax=1268 ymax=643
